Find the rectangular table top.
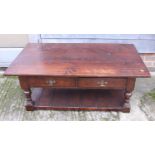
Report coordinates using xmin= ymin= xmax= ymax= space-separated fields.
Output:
xmin=4 ymin=43 xmax=150 ymax=77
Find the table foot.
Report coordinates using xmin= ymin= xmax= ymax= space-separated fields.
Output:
xmin=121 ymin=102 xmax=130 ymax=113
xmin=25 ymin=103 xmax=35 ymax=111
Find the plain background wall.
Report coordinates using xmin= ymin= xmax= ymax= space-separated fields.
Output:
xmin=0 ymin=34 xmax=29 ymax=47
xmin=0 ymin=34 xmax=29 ymax=67
xmin=1 ymin=34 xmax=155 ymax=52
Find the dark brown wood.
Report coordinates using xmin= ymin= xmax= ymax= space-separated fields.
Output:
xmin=4 ymin=43 xmax=150 ymax=112
xmin=19 ymin=77 xmax=34 ymax=111
xmin=4 ymin=43 xmax=150 ymax=77
xmin=31 ymin=88 xmax=129 ymax=112
xmin=78 ymin=78 xmax=126 ymax=89
xmin=27 ymin=76 xmax=76 ymax=88
xmin=123 ymin=78 xmax=136 ymax=111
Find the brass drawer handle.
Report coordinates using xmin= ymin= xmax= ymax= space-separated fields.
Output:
xmin=46 ymin=79 xmax=56 ymax=86
xmin=97 ymin=80 xmax=108 ymax=87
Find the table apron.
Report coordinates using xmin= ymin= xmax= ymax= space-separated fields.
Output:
xmin=18 ymin=76 xmax=135 ymax=90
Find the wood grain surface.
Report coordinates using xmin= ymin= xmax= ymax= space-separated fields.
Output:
xmin=4 ymin=43 xmax=150 ymax=77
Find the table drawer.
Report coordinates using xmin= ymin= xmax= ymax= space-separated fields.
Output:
xmin=28 ymin=77 xmax=76 ymax=87
xmin=78 ymin=78 xmax=126 ymax=89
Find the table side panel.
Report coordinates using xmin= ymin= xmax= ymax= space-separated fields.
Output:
xmin=19 ymin=76 xmax=129 ymax=89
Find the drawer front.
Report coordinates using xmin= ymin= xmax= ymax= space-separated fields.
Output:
xmin=78 ymin=78 xmax=126 ymax=89
xmin=28 ymin=77 xmax=76 ymax=87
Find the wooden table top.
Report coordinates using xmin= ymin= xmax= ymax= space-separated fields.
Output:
xmin=5 ymin=43 xmax=150 ymax=77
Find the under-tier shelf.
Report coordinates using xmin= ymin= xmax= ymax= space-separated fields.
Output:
xmin=30 ymin=88 xmax=129 ymax=112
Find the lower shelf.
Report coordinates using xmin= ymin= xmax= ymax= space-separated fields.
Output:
xmin=29 ymin=88 xmax=130 ymax=112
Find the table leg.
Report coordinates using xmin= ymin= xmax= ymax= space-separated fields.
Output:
xmin=19 ymin=76 xmax=34 ymax=111
xmin=122 ymin=78 xmax=136 ymax=112
xmin=23 ymin=88 xmax=34 ymax=111
xmin=123 ymin=91 xmax=132 ymax=112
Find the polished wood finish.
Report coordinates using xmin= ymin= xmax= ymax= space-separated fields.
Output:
xmin=78 ymin=78 xmax=126 ymax=89
xmin=25 ymin=76 xmax=76 ymax=88
xmin=5 ymin=43 xmax=150 ymax=112
xmin=5 ymin=43 xmax=150 ymax=77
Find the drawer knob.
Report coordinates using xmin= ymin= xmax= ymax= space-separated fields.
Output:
xmin=97 ymin=80 xmax=108 ymax=87
xmin=47 ymin=79 xmax=56 ymax=86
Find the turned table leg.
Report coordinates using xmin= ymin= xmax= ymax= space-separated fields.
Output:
xmin=122 ymin=78 xmax=136 ymax=112
xmin=123 ymin=91 xmax=132 ymax=112
xmin=23 ymin=88 xmax=34 ymax=111
xmin=19 ymin=76 xmax=34 ymax=111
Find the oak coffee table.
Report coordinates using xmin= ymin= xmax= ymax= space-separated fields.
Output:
xmin=4 ymin=43 xmax=150 ymax=112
